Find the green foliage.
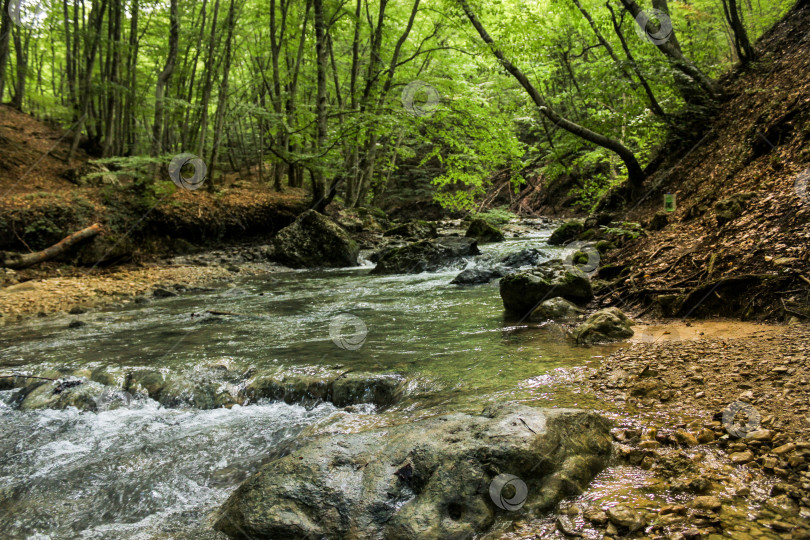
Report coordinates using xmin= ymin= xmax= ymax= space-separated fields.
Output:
xmin=473 ymin=207 xmax=516 ymax=226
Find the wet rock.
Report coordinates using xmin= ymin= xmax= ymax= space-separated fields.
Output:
xmin=499 ymin=247 xmax=549 ymax=268
xmin=383 ymin=221 xmax=437 ymax=240
xmin=606 ymin=504 xmax=644 ymax=531
xmin=674 ymin=429 xmax=699 ymax=447
xmin=583 ymin=506 xmax=608 ymax=525
xmin=214 ymin=404 xmax=612 ymax=539
xmin=691 ymin=496 xmax=722 ymax=511
xmin=19 ymin=378 xmax=106 ymax=411
xmin=273 ymin=210 xmax=360 ymax=268
xmin=125 ymin=370 xmax=167 ymax=400
xmin=465 ymin=219 xmax=504 ymax=243
xmin=371 ymin=238 xmax=479 ymax=275
xmin=152 ymin=287 xmax=178 ymax=298
xmin=548 ymin=221 xmax=584 ymax=246
xmin=572 ymin=308 xmax=633 ymax=344
xmin=245 ymin=372 xmax=404 ymax=409
xmin=630 ymin=379 xmax=662 ymax=398
xmin=529 ymin=297 xmax=583 ymax=322
xmin=330 ymin=373 xmax=403 ymax=408
xmin=499 ymin=260 xmax=593 ymax=316
xmin=730 ymin=450 xmax=754 ymax=464
xmin=451 ymin=267 xmax=504 ymax=286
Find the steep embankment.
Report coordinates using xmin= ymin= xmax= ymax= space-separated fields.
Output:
xmin=599 ymin=1 xmax=810 ymax=320
xmin=0 ymin=104 xmax=307 ymax=262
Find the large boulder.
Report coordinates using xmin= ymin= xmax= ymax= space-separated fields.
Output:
xmin=272 ymin=210 xmax=359 ymax=268
xmin=572 ymin=307 xmax=634 ymax=343
xmin=213 ymin=403 xmax=612 ymax=539
xmin=547 ymin=220 xmax=584 ymax=246
xmin=371 ymin=237 xmax=479 ymax=275
xmin=465 ymin=218 xmax=505 ymax=243
xmin=499 ymin=260 xmax=593 ymax=316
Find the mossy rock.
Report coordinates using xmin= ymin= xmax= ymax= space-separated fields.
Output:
xmin=572 ymin=308 xmax=634 ymax=344
xmin=464 ymin=218 xmax=504 ymax=243
xmin=499 ymin=260 xmax=593 ymax=316
xmin=548 ymin=221 xmax=584 ymax=245
xmin=595 ymin=240 xmax=616 ymax=254
xmin=272 ymin=210 xmax=359 ymax=268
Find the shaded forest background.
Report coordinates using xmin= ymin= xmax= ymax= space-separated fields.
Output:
xmin=0 ymin=0 xmax=795 ymax=214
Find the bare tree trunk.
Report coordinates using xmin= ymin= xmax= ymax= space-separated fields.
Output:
xmin=209 ymin=0 xmax=237 ymax=185
xmin=619 ymin=0 xmax=722 ymax=100
xmin=310 ymin=0 xmax=329 ymax=210
xmin=10 ymin=25 xmax=28 ymax=109
xmin=458 ymin=0 xmax=646 ymax=190
xmin=197 ymin=0 xmax=221 ymax=186
xmin=605 ymin=2 xmax=666 ymax=118
xmin=721 ymin=0 xmax=755 ymax=63
xmin=0 ymin=0 xmax=11 ymax=102
xmin=150 ymin=0 xmax=179 ymax=174
xmin=68 ymin=0 xmax=108 ymax=162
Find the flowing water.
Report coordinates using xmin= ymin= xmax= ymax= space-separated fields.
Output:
xmin=0 ymin=225 xmax=631 ymax=539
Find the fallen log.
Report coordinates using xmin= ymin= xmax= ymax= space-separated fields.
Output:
xmin=0 ymin=223 xmax=102 ymax=269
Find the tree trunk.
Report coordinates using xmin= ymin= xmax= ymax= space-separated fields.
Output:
xmin=619 ymin=0 xmax=722 ymax=100
xmin=721 ymin=0 xmax=755 ymax=63
xmin=310 ymin=0 xmax=329 ymax=210
xmin=0 ymin=0 xmax=11 ymax=103
xmin=67 ymin=0 xmax=108 ymax=162
xmin=0 ymin=224 xmax=102 ymax=269
xmin=150 ymin=0 xmax=179 ymax=172
xmin=209 ymin=0 xmax=237 ymax=185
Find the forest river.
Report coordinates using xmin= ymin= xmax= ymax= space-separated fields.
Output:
xmin=0 ymin=224 xmax=780 ymax=539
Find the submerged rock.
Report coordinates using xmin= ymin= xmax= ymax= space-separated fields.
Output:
xmin=213 ymin=403 xmax=612 ymax=539
xmin=19 ymin=378 xmax=106 ymax=411
xmin=245 ymin=372 xmax=404 ymax=409
xmin=371 ymin=237 xmax=480 ymax=275
xmin=465 ymin=218 xmax=505 ymax=243
xmin=272 ymin=210 xmax=360 ymax=268
xmin=572 ymin=307 xmax=634 ymax=343
xmin=499 ymin=260 xmax=593 ymax=316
